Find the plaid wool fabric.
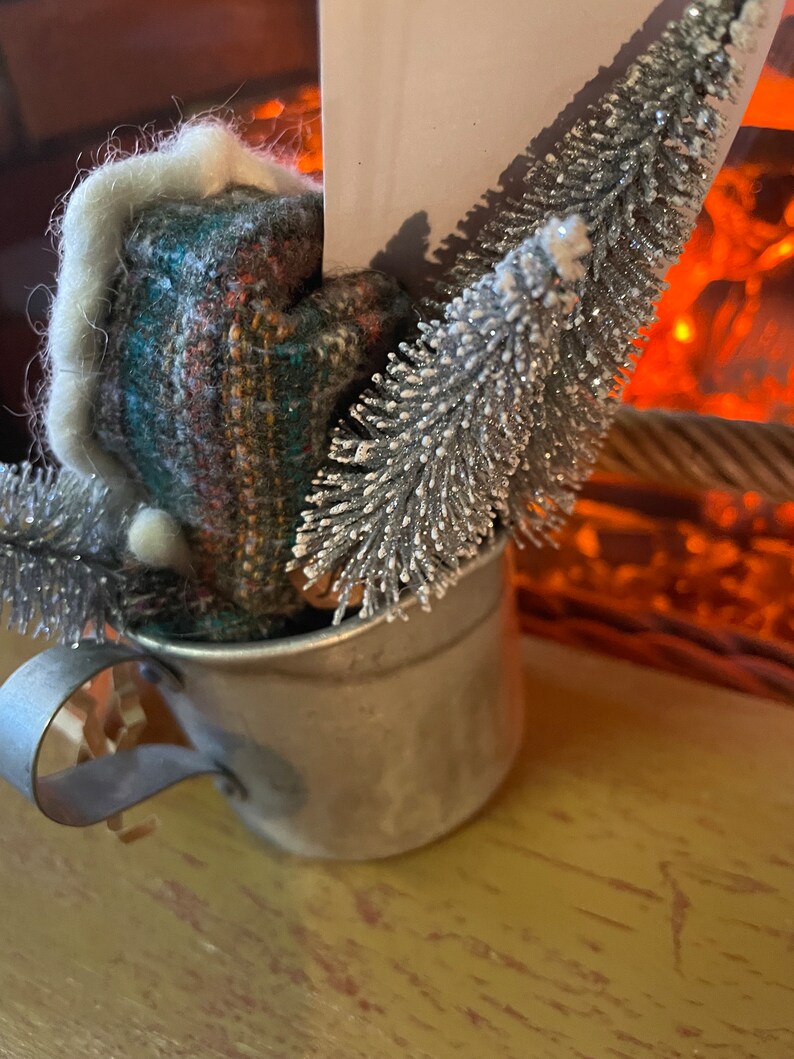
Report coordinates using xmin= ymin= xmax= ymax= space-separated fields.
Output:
xmin=96 ymin=186 xmax=412 ymax=638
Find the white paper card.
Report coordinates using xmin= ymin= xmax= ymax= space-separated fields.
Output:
xmin=319 ymin=0 xmax=783 ymax=293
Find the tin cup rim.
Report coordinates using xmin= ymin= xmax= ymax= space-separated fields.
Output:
xmin=134 ymin=535 xmax=505 ymax=662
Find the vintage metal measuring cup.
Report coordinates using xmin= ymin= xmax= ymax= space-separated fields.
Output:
xmin=0 ymin=540 xmax=523 ymax=859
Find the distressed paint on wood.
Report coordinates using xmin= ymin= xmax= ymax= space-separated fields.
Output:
xmin=0 ymin=630 xmax=791 ymax=1059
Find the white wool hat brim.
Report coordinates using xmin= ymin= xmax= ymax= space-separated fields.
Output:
xmin=46 ymin=120 xmax=317 ymax=492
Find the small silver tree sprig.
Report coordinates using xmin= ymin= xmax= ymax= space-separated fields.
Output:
xmin=437 ymin=0 xmax=766 ymax=540
xmin=294 ymin=216 xmax=590 ymax=620
xmin=0 ymin=462 xmax=190 ymax=643
xmin=295 ymin=0 xmax=766 ymax=622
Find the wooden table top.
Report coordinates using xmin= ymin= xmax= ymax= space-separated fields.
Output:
xmin=0 ymin=629 xmax=791 ymax=1059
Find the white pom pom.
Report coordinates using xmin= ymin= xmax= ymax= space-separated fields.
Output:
xmin=127 ymin=506 xmax=191 ymax=572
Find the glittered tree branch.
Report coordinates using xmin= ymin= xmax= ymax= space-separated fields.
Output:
xmin=435 ymin=0 xmax=766 ymax=541
xmin=296 ymin=0 xmax=765 ymax=621
xmin=0 ymin=462 xmax=188 ymax=643
xmin=294 ymin=216 xmax=590 ymax=620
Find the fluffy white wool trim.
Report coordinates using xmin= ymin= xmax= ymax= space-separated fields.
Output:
xmin=46 ymin=120 xmax=317 ymax=491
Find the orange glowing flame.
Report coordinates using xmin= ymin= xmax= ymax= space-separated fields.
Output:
xmin=671 ymin=315 xmax=696 ymax=344
xmin=625 ymin=159 xmax=794 ymax=423
xmin=242 ymin=85 xmax=322 ymax=175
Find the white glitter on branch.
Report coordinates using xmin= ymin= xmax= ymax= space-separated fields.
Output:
xmin=295 ymin=216 xmax=589 ymax=620
xmin=296 ymin=0 xmax=766 ymax=622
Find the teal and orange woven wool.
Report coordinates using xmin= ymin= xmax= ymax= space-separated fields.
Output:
xmin=96 ymin=186 xmax=412 ymax=637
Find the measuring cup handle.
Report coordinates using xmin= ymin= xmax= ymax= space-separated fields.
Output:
xmin=0 ymin=639 xmax=238 ymax=826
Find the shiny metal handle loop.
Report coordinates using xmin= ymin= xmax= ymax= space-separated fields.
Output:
xmin=0 ymin=640 xmax=238 ymax=826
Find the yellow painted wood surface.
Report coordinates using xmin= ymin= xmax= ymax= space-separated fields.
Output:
xmin=0 ymin=629 xmax=791 ymax=1059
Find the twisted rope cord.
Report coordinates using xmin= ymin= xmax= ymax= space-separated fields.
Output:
xmin=544 ymin=408 xmax=794 ymax=702
xmin=601 ymin=407 xmax=794 ymax=503
xmin=515 ymin=580 xmax=794 ymax=705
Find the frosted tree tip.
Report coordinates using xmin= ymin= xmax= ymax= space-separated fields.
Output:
xmin=539 ymin=215 xmax=591 ymax=283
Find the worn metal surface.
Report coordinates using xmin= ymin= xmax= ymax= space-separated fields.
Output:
xmin=0 ymin=541 xmax=522 ymax=858
xmin=138 ymin=540 xmax=523 ymax=859
xmin=0 ymin=631 xmax=791 ymax=1058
